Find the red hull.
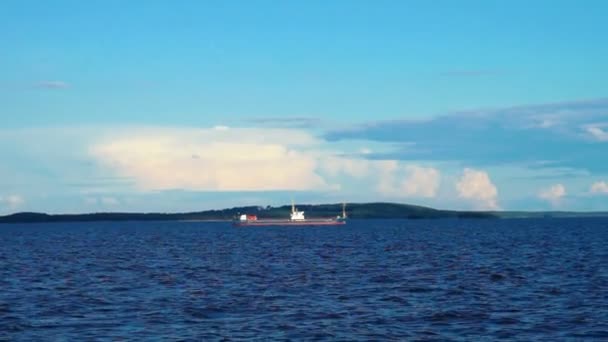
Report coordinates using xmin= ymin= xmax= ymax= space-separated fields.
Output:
xmin=233 ymin=219 xmax=346 ymax=227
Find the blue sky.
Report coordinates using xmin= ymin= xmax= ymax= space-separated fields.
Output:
xmin=1 ymin=0 xmax=607 ymax=213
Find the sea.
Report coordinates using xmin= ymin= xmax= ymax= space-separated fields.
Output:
xmin=1 ymin=218 xmax=607 ymax=341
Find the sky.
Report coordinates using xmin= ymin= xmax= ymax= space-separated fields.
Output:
xmin=1 ymin=0 xmax=608 ymax=214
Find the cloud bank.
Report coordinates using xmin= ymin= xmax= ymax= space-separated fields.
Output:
xmin=325 ymin=98 xmax=608 ymax=172
xmin=2 ymin=98 xmax=608 ymax=212
xmin=90 ymin=127 xmax=326 ymax=192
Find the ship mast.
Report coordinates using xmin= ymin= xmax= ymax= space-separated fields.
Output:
xmin=342 ymin=202 xmax=347 ymax=218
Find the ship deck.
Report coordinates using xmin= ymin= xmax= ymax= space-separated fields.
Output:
xmin=233 ymin=219 xmax=346 ymax=227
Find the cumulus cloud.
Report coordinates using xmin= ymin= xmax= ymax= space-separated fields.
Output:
xmin=34 ymin=81 xmax=69 ymax=89
xmin=323 ymin=158 xmax=438 ymax=199
xmin=321 ymin=157 xmax=371 ymax=179
xmin=375 ymin=160 xmax=400 ymax=196
xmin=456 ymin=168 xmax=499 ymax=210
xmin=400 ymin=166 xmax=441 ymax=197
xmin=7 ymin=121 xmax=604 ymax=211
xmin=538 ymin=184 xmax=566 ymax=206
xmin=376 ymin=163 xmax=440 ymax=198
xmin=590 ymin=181 xmax=608 ymax=194
xmin=90 ymin=127 xmax=327 ymax=192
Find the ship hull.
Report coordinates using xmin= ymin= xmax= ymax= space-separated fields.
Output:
xmin=233 ymin=219 xmax=346 ymax=227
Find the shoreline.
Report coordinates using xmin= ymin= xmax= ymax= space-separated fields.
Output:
xmin=1 ymin=202 xmax=607 ymax=224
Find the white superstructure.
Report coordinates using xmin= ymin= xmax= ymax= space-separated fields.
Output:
xmin=290 ymin=201 xmax=305 ymax=221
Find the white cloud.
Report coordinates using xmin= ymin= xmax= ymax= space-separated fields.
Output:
xmin=590 ymin=181 xmax=608 ymax=194
xmin=375 ymin=160 xmax=399 ymax=196
xmin=90 ymin=127 xmax=327 ymax=192
xmin=6 ymin=195 xmax=24 ymax=208
xmin=10 ymin=123 xmax=605 ymax=212
xmin=456 ymin=168 xmax=499 ymax=210
xmin=538 ymin=118 xmax=559 ymax=128
xmin=0 ymin=194 xmax=25 ymax=210
xmin=321 ymin=157 xmax=370 ymax=179
xmin=585 ymin=124 xmax=608 ymax=141
xmin=321 ymin=157 xmax=431 ymax=199
xmin=400 ymin=166 xmax=441 ymax=197
xmin=376 ymin=163 xmax=440 ymax=198
xmin=538 ymin=184 xmax=566 ymax=206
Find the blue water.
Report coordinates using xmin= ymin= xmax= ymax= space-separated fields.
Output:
xmin=1 ymin=218 xmax=607 ymax=341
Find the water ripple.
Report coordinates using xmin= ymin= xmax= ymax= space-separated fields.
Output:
xmin=1 ymin=218 xmax=607 ymax=340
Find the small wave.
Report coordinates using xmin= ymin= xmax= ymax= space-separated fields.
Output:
xmin=183 ymin=305 xmax=228 ymax=320
xmin=429 ymin=310 xmax=490 ymax=322
xmin=1 ymin=218 xmax=607 ymax=340
xmin=567 ymin=330 xmax=608 ymax=338
xmin=490 ymin=273 xmax=506 ymax=281
xmin=380 ymin=295 xmax=409 ymax=305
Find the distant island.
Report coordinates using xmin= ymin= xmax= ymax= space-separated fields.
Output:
xmin=1 ymin=202 xmax=607 ymax=224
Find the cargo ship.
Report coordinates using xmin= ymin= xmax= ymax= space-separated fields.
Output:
xmin=233 ymin=202 xmax=347 ymax=227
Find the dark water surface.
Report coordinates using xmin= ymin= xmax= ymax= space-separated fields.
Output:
xmin=1 ymin=219 xmax=607 ymax=341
